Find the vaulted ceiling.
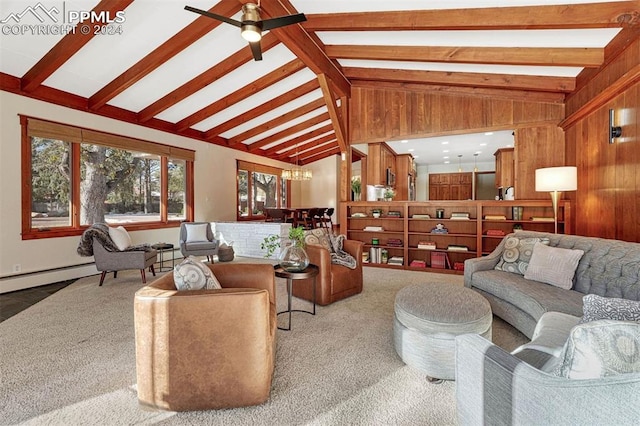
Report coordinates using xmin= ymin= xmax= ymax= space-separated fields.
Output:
xmin=1 ymin=0 xmax=638 ymax=166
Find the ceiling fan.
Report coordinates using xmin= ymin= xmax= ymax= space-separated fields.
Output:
xmin=185 ymin=2 xmax=306 ymax=61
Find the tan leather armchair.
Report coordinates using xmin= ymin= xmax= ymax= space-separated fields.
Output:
xmin=134 ymin=263 xmax=276 ymax=411
xmin=292 ymin=240 xmax=364 ymax=306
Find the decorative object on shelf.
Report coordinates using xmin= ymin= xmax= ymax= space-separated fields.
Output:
xmin=513 ymin=223 xmax=523 ymax=231
xmin=387 ymin=211 xmax=402 ymax=217
xmin=431 ymin=223 xmax=449 ymax=234
xmin=384 ymin=188 xmax=395 ymax=201
xmin=371 ymin=208 xmax=382 ymax=218
xmin=261 ymin=226 xmax=309 ymax=272
xmin=436 ymin=209 xmax=445 ymax=219
xmin=381 ymin=249 xmax=388 ymax=264
xmin=412 ymin=214 xmax=431 ymax=219
xmin=351 ymin=177 xmax=361 ymax=201
xmin=363 ymin=225 xmax=384 ymax=232
xmin=281 ymin=144 xmax=312 ymax=181
xmin=372 ymin=238 xmax=379 ymax=245
xmin=387 ymin=238 xmax=403 ymax=247
xmin=535 ymin=166 xmax=577 ymax=234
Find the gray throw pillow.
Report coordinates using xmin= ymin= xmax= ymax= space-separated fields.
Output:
xmin=524 ymin=242 xmax=584 ymax=289
xmin=554 ymin=320 xmax=640 ymax=379
xmin=495 ymin=236 xmax=550 ymax=275
xmin=173 ymin=256 xmax=221 ymax=291
xmin=581 ymin=294 xmax=640 ymax=323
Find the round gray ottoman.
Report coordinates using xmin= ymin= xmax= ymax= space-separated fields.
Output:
xmin=393 ymin=283 xmax=492 ymax=381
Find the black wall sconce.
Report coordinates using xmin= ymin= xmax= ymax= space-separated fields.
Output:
xmin=610 ymin=109 xmax=622 ymax=144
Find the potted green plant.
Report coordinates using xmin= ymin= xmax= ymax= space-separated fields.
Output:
xmin=351 ymin=177 xmax=362 ymax=201
xmin=384 ymin=188 xmax=395 ymax=201
xmin=261 ymin=225 xmax=309 ymax=272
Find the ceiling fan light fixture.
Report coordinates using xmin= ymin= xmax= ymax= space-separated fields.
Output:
xmin=241 ymin=24 xmax=262 ymax=42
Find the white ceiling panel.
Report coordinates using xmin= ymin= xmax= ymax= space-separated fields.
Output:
xmin=108 ymin=23 xmax=249 ymax=112
xmin=156 ymin=43 xmax=296 ymax=124
xmin=192 ymin=68 xmax=317 ymax=131
xmin=240 ymin=107 xmax=328 ymax=145
xmin=43 ymin=0 xmax=214 ymax=97
xmin=220 ymin=88 xmax=324 ymax=138
xmin=252 ymin=118 xmax=332 ymax=149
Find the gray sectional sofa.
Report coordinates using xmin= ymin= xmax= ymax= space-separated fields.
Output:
xmin=457 ymin=230 xmax=640 ymax=425
xmin=464 ymin=230 xmax=640 ymax=338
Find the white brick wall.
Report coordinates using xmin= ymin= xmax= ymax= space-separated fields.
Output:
xmin=213 ymin=222 xmax=292 ymax=259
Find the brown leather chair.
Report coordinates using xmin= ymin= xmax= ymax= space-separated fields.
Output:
xmin=292 ymin=239 xmax=364 ymax=306
xmin=134 ymin=263 xmax=276 ymax=411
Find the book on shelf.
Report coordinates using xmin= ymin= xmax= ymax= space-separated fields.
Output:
xmin=388 ymin=256 xmax=404 ymax=266
xmin=409 ymin=259 xmax=427 ymax=268
xmin=530 ymin=216 xmax=555 ymax=222
xmin=486 ymin=229 xmax=506 ymax=236
xmin=417 ymin=241 xmax=437 ymax=250
xmin=363 ymin=226 xmax=384 ymax=232
xmin=411 ymin=214 xmax=431 ymax=219
xmin=387 ymin=238 xmax=403 ymax=247
xmin=431 ymin=252 xmax=451 ymax=269
xmin=387 ymin=211 xmax=402 ymax=218
xmin=450 ymin=212 xmax=470 ymax=220
xmin=369 ymin=247 xmax=382 ymax=264
xmin=453 ymin=262 xmax=465 ymax=271
xmin=484 ymin=214 xmax=507 ymax=220
xmin=447 ymin=244 xmax=469 ymax=252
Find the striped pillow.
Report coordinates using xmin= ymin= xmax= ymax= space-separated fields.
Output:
xmin=524 ymin=242 xmax=584 ymax=289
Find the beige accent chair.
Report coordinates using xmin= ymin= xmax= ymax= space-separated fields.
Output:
xmin=134 ymin=263 xmax=276 ymax=411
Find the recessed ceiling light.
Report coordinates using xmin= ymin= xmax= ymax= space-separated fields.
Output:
xmin=444 ymin=161 xmax=450 ymax=164
xmin=480 ymin=143 xmax=487 ymax=146
xmin=413 ymin=155 xmax=419 ymax=159
xmin=443 ymin=156 xmax=449 ymax=159
xmin=475 ymin=151 xmax=482 ymax=154
xmin=443 ymin=149 xmax=449 ymax=153
xmin=408 ymin=148 xmax=414 ymax=152
xmin=507 ymin=144 xmax=513 ymax=147
xmin=400 ymin=140 xmax=408 ymax=143
xmin=484 ymin=132 xmax=493 ymax=136
xmin=442 ymin=141 xmax=449 ymax=145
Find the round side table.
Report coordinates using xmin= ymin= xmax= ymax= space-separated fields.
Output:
xmin=274 ymin=264 xmax=319 ymax=331
xmin=152 ymin=243 xmax=175 ymax=272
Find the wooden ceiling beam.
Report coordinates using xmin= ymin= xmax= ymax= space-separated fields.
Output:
xmin=255 ymin=0 xmax=351 ymax=98
xmin=262 ymin=124 xmax=334 ymax=156
xmin=247 ymin=112 xmax=330 ymax=152
xmin=88 ymin=0 xmax=241 ymax=110
xmin=344 ymin=67 xmax=576 ymax=93
xmin=317 ymin=74 xmax=348 ymax=153
xmin=228 ymin=98 xmax=326 ymax=145
xmin=304 ymin=1 xmax=640 ymax=31
xmin=204 ymin=79 xmax=319 ymax=139
xmin=176 ymin=59 xmax=306 ymax=132
xmin=275 ymin=134 xmax=337 ymax=160
xmin=21 ymin=0 xmax=134 ymax=92
xmin=325 ymin=45 xmax=604 ymax=68
xmin=138 ymin=32 xmax=280 ymax=123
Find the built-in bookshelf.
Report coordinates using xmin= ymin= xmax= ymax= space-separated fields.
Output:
xmin=341 ymin=200 xmax=571 ymax=275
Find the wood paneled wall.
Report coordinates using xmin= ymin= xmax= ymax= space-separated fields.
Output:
xmin=564 ymin=38 xmax=639 ymax=242
xmin=350 ymin=87 xmax=564 ymax=143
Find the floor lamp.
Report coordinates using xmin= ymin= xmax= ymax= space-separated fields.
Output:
xmin=535 ymin=166 xmax=577 ymax=234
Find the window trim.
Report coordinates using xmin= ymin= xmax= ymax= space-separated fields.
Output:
xmin=21 ymin=115 xmax=195 ymax=240
xmin=236 ymin=159 xmax=290 ymax=221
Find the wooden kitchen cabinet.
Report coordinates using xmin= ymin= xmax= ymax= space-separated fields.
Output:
xmin=494 ymin=148 xmax=514 ymax=188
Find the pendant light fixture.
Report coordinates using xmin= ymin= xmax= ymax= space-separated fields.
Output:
xmin=458 ymin=154 xmax=463 ymax=172
xmin=281 ymin=144 xmax=312 ymax=181
xmin=474 ymin=153 xmax=479 ymax=172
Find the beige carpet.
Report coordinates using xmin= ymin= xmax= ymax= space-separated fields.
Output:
xmin=0 ymin=259 xmax=527 ymax=425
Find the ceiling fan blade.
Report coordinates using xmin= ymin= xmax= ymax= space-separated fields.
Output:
xmin=184 ymin=5 xmax=242 ymax=27
xmin=261 ymin=13 xmax=306 ymax=31
xmin=249 ymin=41 xmax=262 ymax=61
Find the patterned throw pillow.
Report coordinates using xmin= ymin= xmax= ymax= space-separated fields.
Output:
xmin=173 ymin=256 xmax=221 ymax=291
xmin=494 ymin=236 xmax=550 ymax=275
xmin=524 ymin=242 xmax=584 ymax=289
xmin=554 ymin=320 xmax=640 ymax=379
xmin=304 ymin=228 xmax=331 ymax=250
xmin=581 ymin=294 xmax=640 ymax=323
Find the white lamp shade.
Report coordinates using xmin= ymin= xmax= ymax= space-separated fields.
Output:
xmin=535 ymin=166 xmax=577 ymax=192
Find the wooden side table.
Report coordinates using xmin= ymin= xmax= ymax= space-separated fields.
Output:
xmin=274 ymin=264 xmax=319 ymax=331
xmin=152 ymin=243 xmax=174 ymax=272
